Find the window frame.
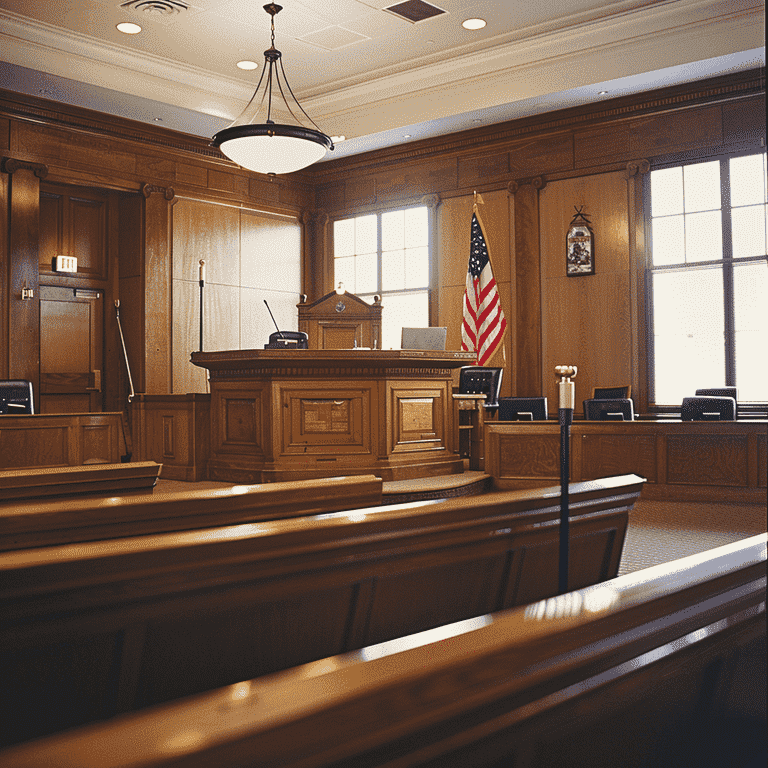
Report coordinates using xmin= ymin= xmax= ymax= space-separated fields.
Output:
xmin=644 ymin=146 xmax=768 ymax=414
xmin=331 ymin=202 xmax=436 ymax=337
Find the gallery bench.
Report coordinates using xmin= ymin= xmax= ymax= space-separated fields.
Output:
xmin=2 ymin=532 xmax=763 ymax=768
xmin=0 ymin=473 xmax=383 ymax=551
xmin=0 ymin=474 xmax=643 ymax=747
xmin=0 ymin=462 xmax=162 ymax=503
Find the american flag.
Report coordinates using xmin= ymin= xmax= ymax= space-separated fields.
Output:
xmin=461 ymin=210 xmax=507 ymax=365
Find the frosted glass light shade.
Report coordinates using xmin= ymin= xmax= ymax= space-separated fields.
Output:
xmin=212 ymin=123 xmax=332 ymax=175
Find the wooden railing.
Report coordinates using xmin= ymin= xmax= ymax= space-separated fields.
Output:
xmin=2 ymin=532 xmax=762 ymax=768
xmin=0 ymin=475 xmax=643 ymax=747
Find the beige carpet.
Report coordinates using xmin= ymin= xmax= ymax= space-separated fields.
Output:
xmin=618 ymin=498 xmax=767 ymax=575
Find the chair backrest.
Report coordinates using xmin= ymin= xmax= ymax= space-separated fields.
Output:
xmin=498 ymin=397 xmax=548 ymax=421
xmin=681 ymin=396 xmax=736 ymax=421
xmin=0 ymin=380 xmax=34 ymax=415
xmin=583 ymin=398 xmax=634 ymax=421
xmin=458 ymin=367 xmax=503 ymax=410
xmin=592 ymin=385 xmax=631 ymax=400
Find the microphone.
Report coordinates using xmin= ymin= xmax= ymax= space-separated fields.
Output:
xmin=264 ymin=300 xmax=285 ymax=339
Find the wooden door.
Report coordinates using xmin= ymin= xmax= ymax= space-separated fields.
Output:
xmin=39 ymin=286 xmax=103 ymax=413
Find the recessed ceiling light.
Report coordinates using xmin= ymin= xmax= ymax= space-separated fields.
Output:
xmin=462 ymin=18 xmax=486 ymax=30
xmin=237 ymin=60 xmax=259 ymax=71
xmin=598 ymin=90 xmax=609 ymax=95
xmin=153 ymin=117 xmax=163 ymax=122
xmin=117 ymin=22 xmax=142 ymax=34
xmin=403 ymin=134 xmax=412 ymax=138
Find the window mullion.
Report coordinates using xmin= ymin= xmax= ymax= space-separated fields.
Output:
xmin=377 ymin=213 xmax=383 ymax=295
xmin=720 ymin=157 xmax=736 ymax=386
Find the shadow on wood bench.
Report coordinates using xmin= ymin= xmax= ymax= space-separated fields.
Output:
xmin=2 ymin=532 xmax=763 ymax=768
xmin=0 ymin=473 xmax=384 ymax=551
xmin=0 ymin=474 xmax=644 ymax=747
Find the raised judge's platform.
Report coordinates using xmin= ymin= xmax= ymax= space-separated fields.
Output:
xmin=191 ymin=348 xmax=474 ymax=483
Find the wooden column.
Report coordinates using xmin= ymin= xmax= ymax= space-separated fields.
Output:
xmin=141 ymin=183 xmax=174 ymax=394
xmin=303 ymin=209 xmax=330 ymax=301
xmin=2 ymin=158 xmax=47 ymax=397
xmin=626 ymin=159 xmax=650 ymax=413
xmin=510 ymin=177 xmax=545 ymax=396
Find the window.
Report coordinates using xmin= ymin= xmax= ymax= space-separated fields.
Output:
xmin=648 ymin=151 xmax=767 ymax=405
xmin=333 ymin=206 xmax=430 ymax=349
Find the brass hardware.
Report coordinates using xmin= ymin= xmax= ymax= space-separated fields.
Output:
xmin=86 ymin=370 xmax=102 ymax=392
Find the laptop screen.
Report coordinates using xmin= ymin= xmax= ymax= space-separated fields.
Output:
xmin=401 ymin=327 xmax=447 ymax=351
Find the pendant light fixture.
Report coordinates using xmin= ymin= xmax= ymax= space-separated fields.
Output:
xmin=211 ymin=3 xmax=334 ymax=175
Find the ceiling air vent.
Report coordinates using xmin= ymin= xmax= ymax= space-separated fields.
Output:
xmin=385 ymin=0 xmax=446 ymax=23
xmin=120 ymin=0 xmax=189 ymax=18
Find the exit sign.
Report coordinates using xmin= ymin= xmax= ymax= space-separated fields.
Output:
xmin=55 ymin=255 xmax=77 ymax=273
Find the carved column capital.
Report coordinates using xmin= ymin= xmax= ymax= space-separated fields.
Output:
xmin=1 ymin=157 xmax=49 ymax=178
xmin=625 ymin=159 xmax=651 ymax=179
xmin=421 ymin=193 xmax=441 ymax=210
xmin=141 ymin=183 xmax=175 ymax=200
xmin=509 ymin=176 xmax=547 ymax=193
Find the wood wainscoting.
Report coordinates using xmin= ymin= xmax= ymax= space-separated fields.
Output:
xmin=0 ymin=412 xmax=124 ymax=469
xmin=486 ymin=420 xmax=767 ymax=503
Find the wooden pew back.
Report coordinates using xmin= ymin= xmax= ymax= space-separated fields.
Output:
xmin=0 ymin=474 xmax=642 ymax=747
xmin=0 ymin=462 xmax=162 ymax=503
xmin=0 ymin=473 xmax=383 ymax=550
xmin=3 ymin=532 xmax=763 ymax=768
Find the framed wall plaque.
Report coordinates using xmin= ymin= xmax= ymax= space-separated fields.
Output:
xmin=566 ymin=207 xmax=595 ymax=276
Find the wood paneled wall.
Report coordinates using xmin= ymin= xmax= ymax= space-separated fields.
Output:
xmin=309 ymin=69 xmax=765 ymax=412
xmin=1 ymin=89 xmax=310 ymax=404
xmin=171 ymin=198 xmax=301 ymax=393
xmin=0 ymin=70 xmax=765 ymax=410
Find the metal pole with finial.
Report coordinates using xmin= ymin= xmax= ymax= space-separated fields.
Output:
xmin=198 ymin=260 xmax=205 ymax=352
xmin=555 ymin=365 xmax=577 ymax=595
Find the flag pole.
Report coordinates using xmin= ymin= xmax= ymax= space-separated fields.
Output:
xmin=198 ymin=260 xmax=205 ymax=352
xmin=555 ymin=364 xmax=577 ymax=595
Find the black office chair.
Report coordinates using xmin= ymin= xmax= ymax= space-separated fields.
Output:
xmin=583 ymin=398 xmax=634 ymax=421
xmin=681 ymin=396 xmax=736 ymax=421
xmin=592 ymin=385 xmax=631 ymax=400
xmin=0 ymin=380 xmax=34 ymax=414
xmin=696 ymin=387 xmax=738 ymax=418
xmin=498 ymin=397 xmax=548 ymax=421
xmin=458 ymin=367 xmax=503 ymax=416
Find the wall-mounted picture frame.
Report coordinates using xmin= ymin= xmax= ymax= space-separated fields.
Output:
xmin=566 ymin=207 xmax=594 ymax=276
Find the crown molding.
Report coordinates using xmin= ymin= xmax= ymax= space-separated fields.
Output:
xmin=307 ymin=68 xmax=766 ymax=180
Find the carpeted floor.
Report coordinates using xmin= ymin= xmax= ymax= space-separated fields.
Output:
xmin=617 ymin=498 xmax=766 ymax=575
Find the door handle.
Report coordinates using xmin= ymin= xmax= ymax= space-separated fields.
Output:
xmin=86 ymin=370 xmax=102 ymax=392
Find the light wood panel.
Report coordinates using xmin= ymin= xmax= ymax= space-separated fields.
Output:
xmin=170 ymin=199 xmax=302 ymax=393
xmin=539 ymin=171 xmax=632 ymax=413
